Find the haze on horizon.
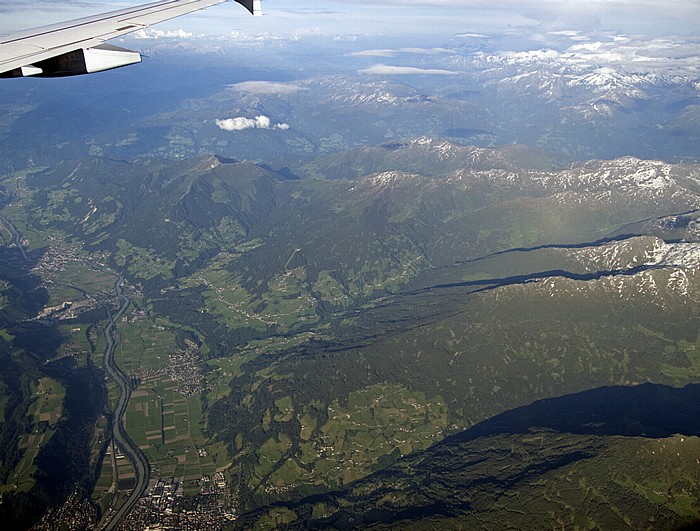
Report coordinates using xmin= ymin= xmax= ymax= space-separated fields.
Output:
xmin=1 ymin=0 xmax=698 ymax=38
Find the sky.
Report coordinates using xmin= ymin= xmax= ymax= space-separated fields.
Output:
xmin=1 ymin=0 xmax=699 ymax=38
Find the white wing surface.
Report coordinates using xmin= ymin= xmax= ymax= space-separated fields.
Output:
xmin=0 ymin=0 xmax=261 ymax=77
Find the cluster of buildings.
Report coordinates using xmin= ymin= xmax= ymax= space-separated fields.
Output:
xmin=166 ymin=347 xmax=206 ymax=397
xmin=30 ymin=238 xmax=116 ymax=321
xmin=119 ymin=474 xmax=237 ymax=530
xmin=32 ymin=488 xmax=98 ymax=530
xmin=132 ymin=342 xmax=206 ymax=396
xmin=31 ymin=236 xmax=107 ymax=283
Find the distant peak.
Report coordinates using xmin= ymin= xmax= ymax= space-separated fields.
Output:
xmin=367 ymin=170 xmax=420 ymax=187
xmin=213 ymin=155 xmax=240 ymax=165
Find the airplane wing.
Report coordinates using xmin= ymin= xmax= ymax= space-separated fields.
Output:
xmin=0 ymin=0 xmax=262 ymax=77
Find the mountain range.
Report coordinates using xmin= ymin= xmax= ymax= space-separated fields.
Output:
xmin=1 ymin=137 xmax=699 ymax=526
xmin=2 ymin=35 xmax=699 ymax=168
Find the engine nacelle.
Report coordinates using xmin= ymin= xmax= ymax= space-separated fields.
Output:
xmin=12 ymin=44 xmax=141 ymax=77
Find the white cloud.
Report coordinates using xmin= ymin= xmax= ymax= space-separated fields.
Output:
xmin=215 ymin=116 xmax=290 ymax=131
xmin=224 ymin=31 xmax=304 ymax=43
xmin=402 ymin=47 xmax=453 ymax=54
xmin=359 ymin=64 xmax=458 ymax=75
xmin=350 ymin=47 xmax=453 ymax=58
xmin=226 ymin=81 xmax=303 ymax=95
xmin=350 ymin=49 xmax=397 ymax=57
xmin=133 ymin=28 xmax=193 ymax=40
xmin=548 ymin=30 xmax=581 ymax=36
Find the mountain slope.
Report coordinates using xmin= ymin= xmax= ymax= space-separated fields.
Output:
xmin=9 ymin=141 xmax=700 ymax=526
xmin=240 ymin=384 xmax=700 ymax=530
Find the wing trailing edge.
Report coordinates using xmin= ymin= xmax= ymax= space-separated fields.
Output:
xmin=0 ymin=0 xmax=262 ymax=78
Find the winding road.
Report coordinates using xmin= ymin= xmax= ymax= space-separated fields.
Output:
xmin=101 ymin=277 xmax=150 ymax=530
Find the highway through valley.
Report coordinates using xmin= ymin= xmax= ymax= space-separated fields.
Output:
xmin=1 ymin=178 xmax=149 ymax=527
xmin=101 ymin=277 xmax=150 ymax=530
xmin=0 ymin=214 xmax=30 ymax=262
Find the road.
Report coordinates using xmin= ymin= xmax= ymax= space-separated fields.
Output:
xmin=101 ymin=277 xmax=150 ymax=530
xmin=0 ymin=204 xmax=149 ymax=526
xmin=1 ymin=173 xmax=147 ymax=526
xmin=0 ymin=214 xmax=30 ymax=262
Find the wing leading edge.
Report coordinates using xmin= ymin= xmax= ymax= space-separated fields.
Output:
xmin=0 ymin=0 xmax=262 ymax=77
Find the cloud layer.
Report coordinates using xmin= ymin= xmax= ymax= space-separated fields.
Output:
xmin=349 ymin=47 xmax=452 ymax=58
xmin=258 ymin=0 xmax=700 ymax=37
xmin=133 ymin=28 xmax=193 ymax=40
xmin=215 ymin=116 xmax=289 ymax=131
xmin=2 ymin=0 xmax=697 ymax=39
xmin=226 ymin=81 xmax=303 ymax=95
xmin=480 ymin=35 xmax=700 ymax=77
xmin=359 ymin=64 xmax=457 ymax=75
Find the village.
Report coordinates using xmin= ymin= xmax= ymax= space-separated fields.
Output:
xmin=120 ymin=473 xmax=237 ymax=530
xmin=30 ymin=235 xmax=120 ymax=322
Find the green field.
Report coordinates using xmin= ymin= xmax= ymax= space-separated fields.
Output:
xmin=182 ymin=261 xmax=319 ymax=333
xmin=114 ymin=317 xmax=176 ymax=377
xmin=0 ymin=377 xmax=65 ymax=494
xmin=44 ymin=264 xmax=115 ymax=307
xmin=222 ymin=383 xmax=450 ymax=496
xmin=109 ymin=313 xmax=229 ymax=495
xmin=125 ymin=376 xmax=219 ymax=494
